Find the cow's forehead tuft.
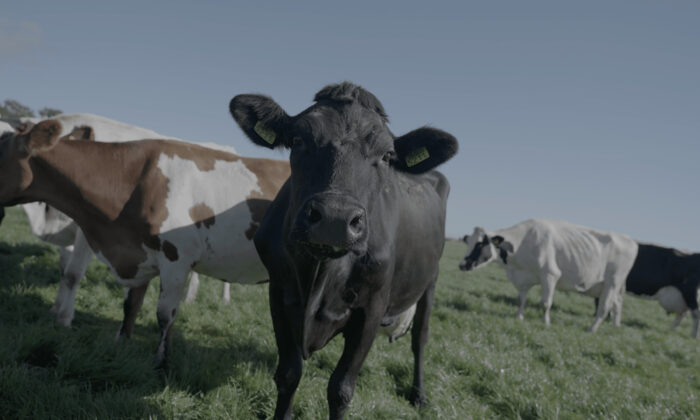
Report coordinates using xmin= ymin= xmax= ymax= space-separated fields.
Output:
xmin=296 ymin=104 xmax=392 ymax=149
xmin=313 ymin=82 xmax=388 ymax=123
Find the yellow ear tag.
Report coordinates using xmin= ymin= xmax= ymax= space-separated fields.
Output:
xmin=405 ymin=146 xmax=430 ymax=167
xmin=254 ymin=121 xmax=276 ymax=145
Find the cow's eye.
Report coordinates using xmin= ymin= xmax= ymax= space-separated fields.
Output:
xmin=382 ymin=151 xmax=395 ymax=163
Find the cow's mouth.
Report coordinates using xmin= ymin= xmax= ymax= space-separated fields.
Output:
xmin=299 ymin=241 xmax=349 ymax=259
xmin=458 ymin=260 xmax=474 ymax=271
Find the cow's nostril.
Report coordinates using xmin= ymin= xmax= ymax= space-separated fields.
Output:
xmin=350 ymin=215 xmax=362 ymax=228
xmin=309 ymin=208 xmax=322 ymax=224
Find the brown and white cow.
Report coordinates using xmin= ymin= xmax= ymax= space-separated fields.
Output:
xmin=16 ymin=114 xmax=232 ymax=327
xmin=0 ymin=120 xmax=290 ymax=366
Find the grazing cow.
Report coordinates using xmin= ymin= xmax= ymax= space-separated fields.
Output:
xmin=230 ymin=82 xmax=458 ymax=419
xmin=459 ymin=219 xmax=638 ymax=332
xmin=623 ymin=243 xmax=700 ymax=337
xmin=17 ymin=114 xmax=234 ymax=326
xmin=0 ymin=120 xmax=290 ymax=367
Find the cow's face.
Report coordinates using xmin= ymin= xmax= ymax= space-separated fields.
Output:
xmin=230 ymin=82 xmax=458 ymax=260
xmin=0 ymin=120 xmax=62 ymax=205
xmin=459 ymin=227 xmax=513 ymax=271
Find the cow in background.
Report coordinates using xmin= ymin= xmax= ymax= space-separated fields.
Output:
xmin=230 ymin=82 xmax=458 ymax=419
xmin=459 ymin=219 xmax=638 ymax=332
xmin=0 ymin=120 xmax=290 ymax=366
xmin=619 ymin=243 xmax=700 ymax=337
xmin=12 ymin=114 xmax=233 ymax=326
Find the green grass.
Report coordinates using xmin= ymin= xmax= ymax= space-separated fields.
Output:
xmin=1 ymin=206 xmax=698 ymax=419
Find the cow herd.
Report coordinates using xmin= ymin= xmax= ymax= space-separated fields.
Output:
xmin=0 ymin=82 xmax=697 ymax=419
xmin=458 ymin=219 xmax=700 ymax=338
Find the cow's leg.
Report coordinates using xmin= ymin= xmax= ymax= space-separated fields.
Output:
xmin=593 ymin=297 xmax=599 ymax=317
xmin=540 ymin=273 xmax=558 ymax=326
xmin=222 ymin=282 xmax=231 ymax=304
xmin=184 ymin=272 xmax=200 ymax=303
xmin=154 ymin=268 xmax=189 ymax=368
xmin=409 ymin=280 xmax=436 ymax=407
xmin=590 ymin=284 xmax=616 ymax=333
xmin=327 ymin=313 xmax=381 ymax=420
xmin=57 ymin=245 xmax=74 ymax=278
xmin=51 ymin=245 xmax=73 ymax=314
xmin=691 ymin=309 xmax=700 ymax=339
xmin=516 ymin=287 xmax=531 ymax=321
xmin=590 ymin=267 xmax=626 ymax=332
xmin=270 ymin=282 xmax=302 ymax=420
xmin=116 ymin=283 xmax=149 ymax=340
xmin=671 ymin=311 xmax=686 ymax=329
xmin=50 ymin=230 xmax=94 ymax=327
xmin=511 ymin=271 xmax=533 ymax=321
xmin=612 ymin=288 xmax=624 ymax=327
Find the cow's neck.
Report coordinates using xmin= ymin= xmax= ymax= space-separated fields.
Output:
xmin=25 ymin=140 xmax=146 ymax=227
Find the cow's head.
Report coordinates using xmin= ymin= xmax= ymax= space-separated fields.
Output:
xmin=459 ymin=227 xmax=514 ymax=271
xmin=0 ymin=120 xmax=62 ymax=205
xmin=230 ymin=82 xmax=458 ymax=260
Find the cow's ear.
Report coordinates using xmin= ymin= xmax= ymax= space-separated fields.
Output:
xmin=25 ymin=120 xmax=62 ymax=153
xmin=462 ymin=235 xmax=469 ymax=243
xmin=492 ymin=235 xmax=514 ymax=253
xmin=393 ymin=127 xmax=458 ymax=173
xmin=229 ymin=94 xmax=290 ymax=149
xmin=62 ymin=125 xmax=94 ymax=141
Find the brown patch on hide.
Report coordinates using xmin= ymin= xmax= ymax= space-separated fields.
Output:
xmin=189 ymin=202 xmax=216 ymax=228
xmin=241 ymin=158 xmax=290 ymax=240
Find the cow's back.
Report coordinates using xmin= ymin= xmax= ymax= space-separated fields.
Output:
xmin=627 ymin=244 xmax=698 ymax=296
xmin=524 ymin=219 xmax=636 ymax=291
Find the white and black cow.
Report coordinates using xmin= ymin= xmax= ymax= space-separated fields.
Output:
xmin=230 ymin=82 xmax=458 ymax=419
xmin=459 ymin=219 xmax=638 ymax=332
xmin=0 ymin=120 xmax=290 ymax=367
xmin=623 ymin=243 xmax=700 ymax=337
xmin=14 ymin=114 xmax=235 ymax=327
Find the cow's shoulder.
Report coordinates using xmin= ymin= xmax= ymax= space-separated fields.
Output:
xmin=421 ymin=170 xmax=450 ymax=202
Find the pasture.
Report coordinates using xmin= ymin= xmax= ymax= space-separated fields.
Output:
xmin=0 ymin=206 xmax=698 ymax=419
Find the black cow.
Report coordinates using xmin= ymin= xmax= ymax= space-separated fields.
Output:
xmin=230 ymin=82 xmax=458 ymax=419
xmin=626 ymin=243 xmax=700 ymax=337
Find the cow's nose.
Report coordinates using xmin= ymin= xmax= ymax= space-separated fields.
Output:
xmin=305 ymin=200 xmax=366 ymax=244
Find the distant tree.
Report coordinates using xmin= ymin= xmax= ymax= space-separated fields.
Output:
xmin=38 ymin=107 xmax=62 ymax=118
xmin=0 ymin=100 xmax=35 ymax=119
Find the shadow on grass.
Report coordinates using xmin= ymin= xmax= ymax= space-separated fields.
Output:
xmin=622 ymin=318 xmax=652 ymax=330
xmin=1 ymin=250 xmax=277 ymax=418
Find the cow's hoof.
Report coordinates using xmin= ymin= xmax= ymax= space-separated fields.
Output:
xmin=409 ymin=390 xmax=428 ymax=408
xmin=153 ymin=355 xmax=168 ymax=371
xmin=55 ymin=315 xmax=72 ymax=328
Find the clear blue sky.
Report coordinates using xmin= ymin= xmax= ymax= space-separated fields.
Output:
xmin=2 ymin=1 xmax=699 ymax=250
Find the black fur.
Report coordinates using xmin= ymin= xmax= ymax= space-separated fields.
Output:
xmin=626 ymin=242 xmax=700 ymax=310
xmin=313 ymin=81 xmax=388 ymax=123
xmin=230 ymin=81 xmax=457 ymax=418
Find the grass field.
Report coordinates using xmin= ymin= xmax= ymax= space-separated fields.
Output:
xmin=1 ymin=206 xmax=698 ymax=419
